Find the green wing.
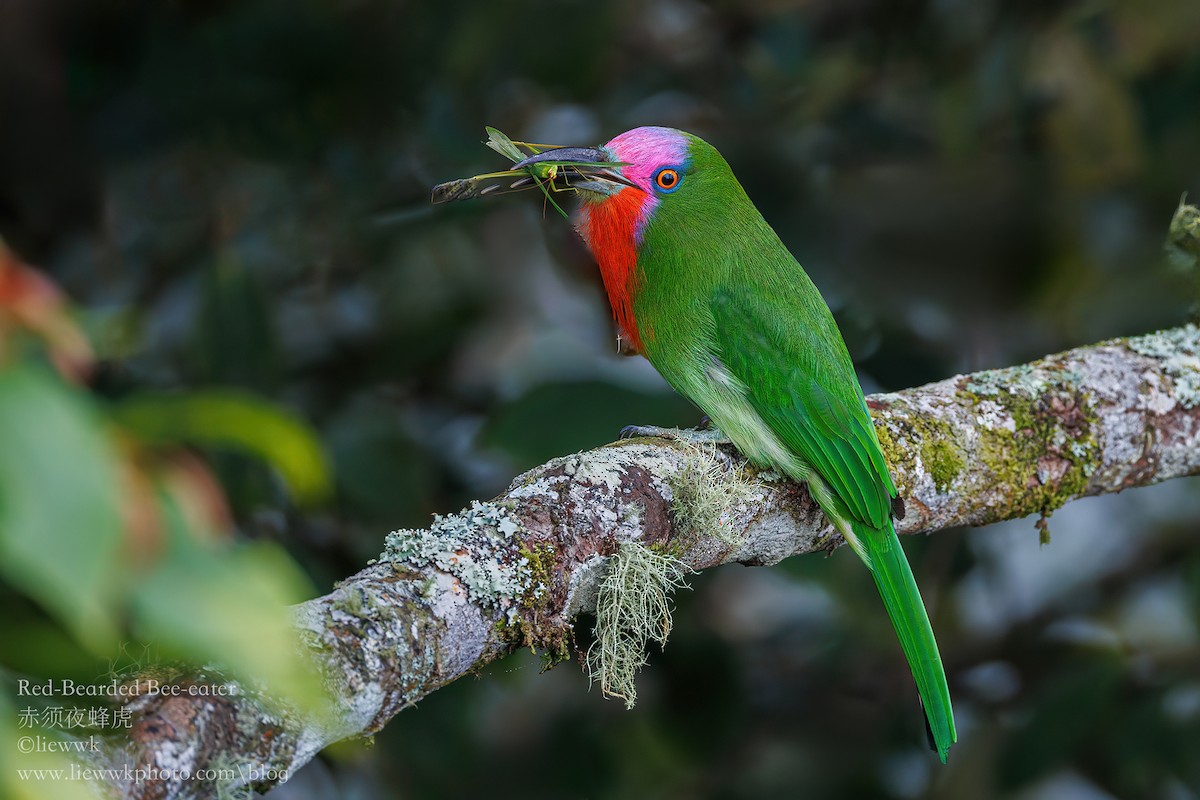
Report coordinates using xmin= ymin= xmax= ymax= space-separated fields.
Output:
xmin=709 ymin=287 xmax=895 ymax=528
xmin=708 ymin=286 xmax=956 ymax=762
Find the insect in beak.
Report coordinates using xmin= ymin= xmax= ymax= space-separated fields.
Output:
xmin=507 ymin=147 xmax=636 ymax=196
xmin=432 ymin=128 xmax=633 ymax=216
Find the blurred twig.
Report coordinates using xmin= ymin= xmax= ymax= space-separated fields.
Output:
xmin=1166 ymin=195 xmax=1200 ymax=321
xmin=80 ymin=324 xmax=1200 ymax=799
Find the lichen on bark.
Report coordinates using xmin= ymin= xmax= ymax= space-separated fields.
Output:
xmin=77 ymin=323 xmax=1200 ymax=800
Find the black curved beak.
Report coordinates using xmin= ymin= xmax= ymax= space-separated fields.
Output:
xmin=510 ymin=147 xmax=636 ymax=195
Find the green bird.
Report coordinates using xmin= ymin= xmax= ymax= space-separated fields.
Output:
xmin=445 ymin=126 xmax=956 ymax=761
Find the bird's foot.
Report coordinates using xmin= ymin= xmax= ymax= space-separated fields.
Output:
xmin=618 ymin=424 xmax=681 ymax=440
xmin=617 ymin=424 xmax=729 ymax=445
xmin=814 ymin=530 xmax=843 ymax=557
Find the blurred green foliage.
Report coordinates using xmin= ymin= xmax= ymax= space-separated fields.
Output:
xmin=114 ymin=389 xmax=330 ymax=504
xmin=0 ymin=246 xmax=328 ymax=797
xmin=0 ymin=361 xmax=125 ymax=648
xmin=2 ymin=0 xmax=1200 ymax=798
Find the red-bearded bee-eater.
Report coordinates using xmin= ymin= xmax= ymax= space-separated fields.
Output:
xmin=438 ymin=126 xmax=956 ymax=761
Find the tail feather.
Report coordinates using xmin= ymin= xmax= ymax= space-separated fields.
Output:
xmin=853 ymin=519 xmax=956 ymax=762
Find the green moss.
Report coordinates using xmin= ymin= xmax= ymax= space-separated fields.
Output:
xmin=922 ymin=435 xmax=965 ymax=493
xmin=492 ymin=616 xmax=518 ymax=642
xmin=335 ymin=586 xmax=372 ymax=619
xmin=537 ymin=633 xmax=572 ymax=671
xmin=880 ymin=371 xmax=1101 ymax=531
xmin=491 ymin=541 xmax=571 ymax=669
xmin=211 ymin=754 xmax=255 ymax=800
xmin=964 ymin=379 xmax=1101 ymax=520
xmin=297 ymin=629 xmax=329 ymax=654
xmin=521 ymin=542 xmax=557 ymax=590
xmin=872 ymin=417 xmax=912 ymax=490
xmin=873 ymin=406 xmax=963 ymax=493
xmin=912 ymin=414 xmax=965 ymax=492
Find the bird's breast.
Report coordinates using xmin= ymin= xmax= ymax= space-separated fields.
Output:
xmin=574 ymin=190 xmax=650 ymax=351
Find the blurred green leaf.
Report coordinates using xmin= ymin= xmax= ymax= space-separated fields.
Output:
xmin=113 ymin=390 xmax=331 ymax=505
xmin=131 ymin=506 xmax=326 ymax=713
xmin=0 ymin=365 xmax=123 ymax=651
xmin=0 ymin=690 xmax=101 ymax=800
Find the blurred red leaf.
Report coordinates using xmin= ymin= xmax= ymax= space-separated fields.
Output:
xmin=0 ymin=242 xmax=93 ymax=382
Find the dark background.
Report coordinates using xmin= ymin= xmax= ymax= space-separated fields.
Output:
xmin=2 ymin=0 xmax=1200 ymax=798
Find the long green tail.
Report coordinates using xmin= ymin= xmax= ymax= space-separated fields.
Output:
xmin=853 ymin=519 xmax=956 ymax=762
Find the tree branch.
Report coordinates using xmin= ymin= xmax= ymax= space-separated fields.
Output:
xmin=83 ymin=325 xmax=1200 ymax=798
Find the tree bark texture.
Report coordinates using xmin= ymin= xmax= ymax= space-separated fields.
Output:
xmin=84 ymin=324 xmax=1200 ymax=799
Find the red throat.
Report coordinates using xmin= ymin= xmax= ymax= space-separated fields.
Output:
xmin=575 ymin=188 xmax=647 ymax=352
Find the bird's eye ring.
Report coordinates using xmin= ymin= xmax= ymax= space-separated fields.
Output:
xmin=654 ymin=168 xmax=681 ymax=193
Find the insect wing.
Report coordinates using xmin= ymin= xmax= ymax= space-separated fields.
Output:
xmin=484 ymin=127 xmax=526 ymax=163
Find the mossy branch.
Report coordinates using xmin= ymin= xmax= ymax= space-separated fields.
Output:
xmin=80 ymin=324 xmax=1200 ymax=799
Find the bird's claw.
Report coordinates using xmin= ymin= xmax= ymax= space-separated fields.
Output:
xmin=618 ymin=424 xmax=672 ymax=440
xmin=814 ymin=530 xmax=843 ymax=556
xmin=617 ymin=424 xmax=731 ymax=444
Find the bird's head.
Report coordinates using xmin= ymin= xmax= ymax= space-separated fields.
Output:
xmin=509 ymin=126 xmax=723 ymax=239
xmin=519 ymin=127 xmax=744 ymax=248
xmin=508 ymin=127 xmax=739 ymax=351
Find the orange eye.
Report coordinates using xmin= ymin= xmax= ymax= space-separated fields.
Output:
xmin=655 ymin=168 xmax=680 ymax=192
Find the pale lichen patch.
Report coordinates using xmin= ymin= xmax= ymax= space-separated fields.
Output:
xmin=1128 ymin=325 xmax=1200 ymax=409
xmin=1141 ymin=369 xmax=1177 ymax=415
xmin=1164 ymin=354 xmax=1200 ymax=409
xmin=381 ymin=500 xmax=531 ymax=623
xmin=966 ymin=365 xmax=1055 ymax=398
xmin=972 ymin=398 xmax=1016 ymax=432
